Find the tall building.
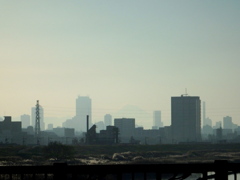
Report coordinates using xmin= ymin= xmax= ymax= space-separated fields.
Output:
xmin=114 ymin=118 xmax=135 ymax=143
xmin=47 ymin=124 xmax=53 ymax=130
xmin=223 ymin=116 xmax=232 ymax=129
xmin=20 ymin=114 xmax=30 ymax=128
xmin=202 ymin=101 xmax=206 ymax=126
xmin=31 ymin=105 xmax=45 ymax=131
xmin=104 ymin=114 xmax=112 ymax=127
xmin=171 ymin=95 xmax=201 ymax=142
xmin=213 ymin=121 xmax=222 ymax=129
xmin=153 ymin=110 xmax=163 ymax=128
xmin=205 ymin=117 xmax=212 ymax=127
xmin=74 ymin=96 xmax=92 ymax=132
xmin=0 ymin=116 xmax=21 ymax=134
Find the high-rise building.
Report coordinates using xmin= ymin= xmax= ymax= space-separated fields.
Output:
xmin=213 ymin=121 xmax=222 ymax=129
xmin=47 ymin=124 xmax=53 ymax=130
xmin=202 ymin=101 xmax=206 ymax=126
xmin=114 ymin=118 xmax=135 ymax=143
xmin=75 ymin=96 xmax=92 ymax=132
xmin=223 ymin=116 xmax=232 ymax=129
xmin=104 ymin=114 xmax=112 ymax=127
xmin=20 ymin=114 xmax=30 ymax=128
xmin=171 ymin=95 xmax=201 ymax=142
xmin=205 ymin=117 xmax=212 ymax=127
xmin=153 ymin=110 xmax=163 ymax=128
xmin=31 ymin=105 xmax=45 ymax=131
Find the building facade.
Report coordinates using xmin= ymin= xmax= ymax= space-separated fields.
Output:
xmin=20 ymin=114 xmax=30 ymax=128
xmin=114 ymin=118 xmax=135 ymax=143
xmin=171 ymin=96 xmax=201 ymax=143
xmin=223 ymin=116 xmax=232 ymax=129
xmin=0 ymin=116 xmax=22 ymax=144
xmin=75 ymin=96 xmax=92 ymax=132
xmin=104 ymin=114 xmax=112 ymax=127
xmin=153 ymin=110 xmax=163 ymax=129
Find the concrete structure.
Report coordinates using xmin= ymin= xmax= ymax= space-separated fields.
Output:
xmin=213 ymin=121 xmax=222 ymax=129
xmin=202 ymin=101 xmax=206 ymax=126
xmin=0 ymin=116 xmax=22 ymax=144
xmin=85 ymin=125 xmax=119 ymax=144
xmin=114 ymin=118 xmax=135 ymax=143
xmin=216 ymin=127 xmax=223 ymax=140
xmin=134 ymin=127 xmax=163 ymax=145
xmin=171 ymin=95 xmax=201 ymax=143
xmin=223 ymin=116 xmax=232 ymax=129
xmin=52 ymin=127 xmax=75 ymax=137
xmin=104 ymin=114 xmax=112 ymax=127
xmin=0 ymin=116 xmax=21 ymax=134
xmin=98 ymin=126 xmax=119 ymax=144
xmin=20 ymin=114 xmax=30 ymax=128
xmin=133 ymin=126 xmax=172 ymax=144
xmin=205 ymin=117 xmax=212 ymax=127
xmin=48 ymin=124 xmax=53 ymax=130
xmin=75 ymin=96 xmax=92 ymax=132
xmin=153 ymin=110 xmax=163 ymax=128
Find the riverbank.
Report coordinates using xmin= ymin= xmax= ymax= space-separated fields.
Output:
xmin=0 ymin=143 xmax=240 ymax=166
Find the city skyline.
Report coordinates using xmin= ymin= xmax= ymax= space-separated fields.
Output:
xmin=2 ymin=95 xmax=239 ymax=130
xmin=1 ymin=1 xmax=240 ymax=128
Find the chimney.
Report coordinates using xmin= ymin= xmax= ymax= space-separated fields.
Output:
xmin=86 ymin=115 xmax=89 ymax=132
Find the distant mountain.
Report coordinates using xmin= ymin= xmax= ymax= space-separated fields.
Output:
xmin=112 ymin=105 xmax=152 ymax=129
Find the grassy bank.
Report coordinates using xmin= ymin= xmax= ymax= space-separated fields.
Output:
xmin=73 ymin=143 xmax=240 ymax=156
xmin=1 ymin=143 xmax=240 ymax=158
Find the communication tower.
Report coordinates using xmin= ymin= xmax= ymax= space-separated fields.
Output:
xmin=35 ymin=100 xmax=41 ymax=137
xmin=181 ymin=88 xmax=188 ymax=96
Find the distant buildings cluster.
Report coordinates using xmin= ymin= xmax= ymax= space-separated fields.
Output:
xmin=1 ymin=95 xmax=240 ymax=146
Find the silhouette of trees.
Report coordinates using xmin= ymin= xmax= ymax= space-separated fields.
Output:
xmin=42 ymin=141 xmax=75 ymax=159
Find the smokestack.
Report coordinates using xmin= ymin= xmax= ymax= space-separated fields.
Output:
xmin=86 ymin=115 xmax=89 ymax=132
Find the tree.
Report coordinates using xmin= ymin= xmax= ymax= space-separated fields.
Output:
xmin=42 ymin=141 xmax=75 ymax=159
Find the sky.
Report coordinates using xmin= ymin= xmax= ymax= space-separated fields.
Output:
xmin=1 ymin=1 xmax=240 ymax=129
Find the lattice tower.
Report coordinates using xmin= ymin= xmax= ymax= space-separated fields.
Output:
xmin=35 ymin=100 xmax=41 ymax=137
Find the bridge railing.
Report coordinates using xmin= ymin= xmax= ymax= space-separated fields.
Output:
xmin=0 ymin=160 xmax=238 ymax=180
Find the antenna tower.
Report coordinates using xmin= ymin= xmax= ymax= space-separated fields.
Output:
xmin=35 ymin=100 xmax=41 ymax=137
xmin=181 ymin=88 xmax=188 ymax=96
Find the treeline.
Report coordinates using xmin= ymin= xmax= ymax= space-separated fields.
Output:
xmin=0 ymin=143 xmax=240 ymax=160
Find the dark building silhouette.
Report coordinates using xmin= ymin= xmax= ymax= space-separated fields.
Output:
xmin=114 ymin=118 xmax=135 ymax=143
xmin=85 ymin=125 xmax=119 ymax=144
xmin=98 ymin=126 xmax=119 ymax=144
xmin=202 ymin=125 xmax=213 ymax=136
xmin=202 ymin=101 xmax=206 ymax=126
xmin=0 ymin=116 xmax=22 ymax=144
xmin=134 ymin=127 xmax=163 ymax=145
xmin=0 ymin=116 xmax=21 ymax=134
xmin=171 ymin=95 xmax=201 ymax=143
xmin=216 ymin=126 xmax=223 ymax=141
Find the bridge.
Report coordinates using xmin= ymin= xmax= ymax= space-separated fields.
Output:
xmin=0 ymin=160 xmax=238 ymax=180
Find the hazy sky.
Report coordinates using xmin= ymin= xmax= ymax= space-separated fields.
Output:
xmin=1 ymin=1 xmax=240 ymax=128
